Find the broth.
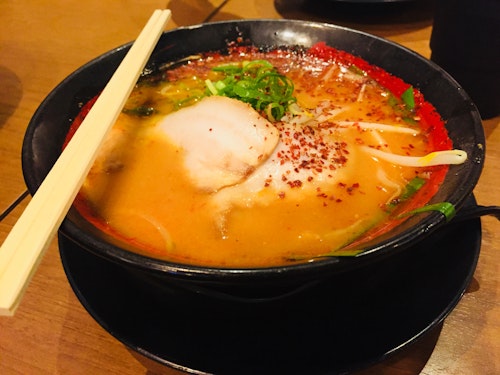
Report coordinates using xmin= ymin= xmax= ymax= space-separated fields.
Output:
xmin=69 ymin=44 xmax=454 ymax=267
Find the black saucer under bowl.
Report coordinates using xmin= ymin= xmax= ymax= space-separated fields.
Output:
xmin=58 ymin=195 xmax=482 ymax=375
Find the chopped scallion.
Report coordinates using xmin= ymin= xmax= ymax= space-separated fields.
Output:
xmin=122 ymin=106 xmax=156 ymax=117
xmin=205 ymin=59 xmax=297 ymax=121
xmin=401 ymin=86 xmax=415 ymax=110
xmin=398 ymin=202 xmax=456 ymax=222
xmin=388 ymin=176 xmax=426 ymax=207
xmin=387 ymin=86 xmax=417 ymax=124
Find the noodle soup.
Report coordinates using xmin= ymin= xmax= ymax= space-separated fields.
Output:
xmin=67 ymin=43 xmax=460 ymax=267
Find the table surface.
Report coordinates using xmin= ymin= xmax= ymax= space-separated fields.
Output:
xmin=0 ymin=1 xmax=498 ymax=374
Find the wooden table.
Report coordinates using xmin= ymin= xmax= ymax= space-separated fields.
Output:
xmin=1 ymin=1 xmax=498 ymax=374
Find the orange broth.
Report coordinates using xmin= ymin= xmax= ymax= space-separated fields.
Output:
xmin=67 ymin=44 xmax=452 ymax=267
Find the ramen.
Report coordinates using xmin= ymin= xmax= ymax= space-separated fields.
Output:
xmin=67 ymin=42 xmax=464 ymax=267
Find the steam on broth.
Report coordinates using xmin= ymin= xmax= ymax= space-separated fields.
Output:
xmin=68 ymin=42 xmax=463 ymax=267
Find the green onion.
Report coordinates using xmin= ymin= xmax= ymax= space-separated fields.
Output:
xmin=399 ymin=176 xmax=426 ymax=200
xmin=387 ymin=86 xmax=417 ymax=124
xmin=122 ymin=106 xmax=156 ymax=117
xmin=401 ymin=86 xmax=415 ymax=110
xmin=348 ymin=65 xmax=366 ymax=76
xmin=397 ymin=202 xmax=456 ymax=222
xmin=389 ymin=176 xmax=456 ymax=221
xmin=205 ymin=79 xmax=218 ymax=95
xmin=320 ymin=248 xmax=365 ymax=257
xmin=205 ymin=59 xmax=297 ymax=121
xmin=173 ymin=95 xmax=204 ymax=110
xmin=388 ymin=176 xmax=426 ymax=207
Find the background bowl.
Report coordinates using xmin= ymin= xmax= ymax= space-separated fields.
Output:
xmin=22 ymin=20 xmax=485 ymax=296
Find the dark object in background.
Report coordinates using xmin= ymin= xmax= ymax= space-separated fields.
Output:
xmin=430 ymin=0 xmax=500 ymax=119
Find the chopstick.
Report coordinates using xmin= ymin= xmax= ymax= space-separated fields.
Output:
xmin=0 ymin=9 xmax=171 ymax=316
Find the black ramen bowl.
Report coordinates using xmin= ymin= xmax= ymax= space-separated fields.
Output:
xmin=22 ymin=20 xmax=485 ymax=298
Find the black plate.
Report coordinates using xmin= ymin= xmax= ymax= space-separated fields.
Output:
xmin=58 ymin=196 xmax=481 ymax=375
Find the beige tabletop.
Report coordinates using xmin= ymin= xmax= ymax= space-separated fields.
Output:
xmin=0 ymin=1 xmax=499 ymax=374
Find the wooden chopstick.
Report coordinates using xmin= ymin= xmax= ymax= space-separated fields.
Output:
xmin=0 ymin=9 xmax=171 ymax=316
